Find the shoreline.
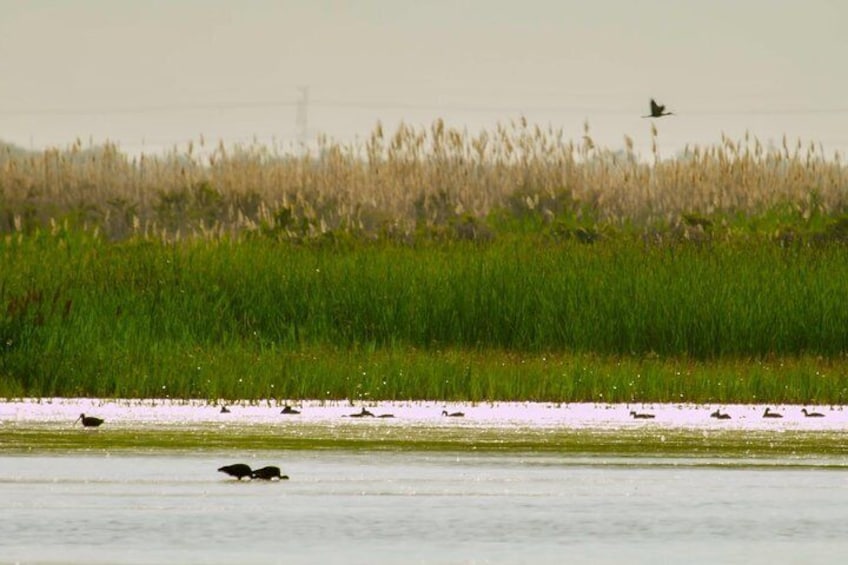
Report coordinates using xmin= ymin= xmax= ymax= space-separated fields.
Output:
xmin=2 ymin=397 xmax=845 ymax=431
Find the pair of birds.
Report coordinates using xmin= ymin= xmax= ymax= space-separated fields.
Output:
xmin=762 ymin=407 xmax=825 ymax=418
xmin=221 ymin=405 xmax=302 ymax=414
xmin=218 ymin=463 xmax=288 ymax=481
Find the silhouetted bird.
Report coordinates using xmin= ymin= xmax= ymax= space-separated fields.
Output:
xmin=74 ymin=413 xmax=104 ymax=428
xmin=710 ymin=409 xmax=731 ymax=420
xmin=763 ymin=407 xmax=783 ymax=418
xmin=629 ymin=410 xmax=655 ymax=419
xmin=218 ymin=463 xmax=253 ymax=480
xmin=251 ymin=466 xmax=289 ymax=480
xmin=442 ymin=410 xmax=465 ymax=417
xmin=802 ymin=408 xmax=825 ymax=418
xmin=220 ymin=405 xmax=231 ymax=414
xmin=281 ymin=405 xmax=300 ymax=415
xmin=643 ymin=98 xmax=674 ymax=118
xmin=347 ymin=407 xmax=375 ymax=418
xmin=377 ymin=413 xmax=395 ymax=418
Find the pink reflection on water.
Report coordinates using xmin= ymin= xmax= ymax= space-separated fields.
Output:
xmin=1 ymin=398 xmax=845 ymax=431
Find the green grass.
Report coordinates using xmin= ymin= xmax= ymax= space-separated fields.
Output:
xmin=4 ymin=422 xmax=848 ymax=459
xmin=2 ymin=224 xmax=848 ymax=403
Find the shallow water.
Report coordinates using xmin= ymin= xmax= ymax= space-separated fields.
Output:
xmin=2 ymin=451 xmax=848 ymax=564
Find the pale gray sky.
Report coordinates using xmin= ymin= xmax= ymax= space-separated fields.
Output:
xmin=1 ymin=0 xmax=846 ymax=157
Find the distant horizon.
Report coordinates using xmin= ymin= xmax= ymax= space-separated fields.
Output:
xmin=2 ymin=113 xmax=842 ymax=164
xmin=2 ymin=1 xmax=846 ymax=159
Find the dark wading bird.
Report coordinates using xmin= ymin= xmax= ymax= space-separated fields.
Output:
xmin=74 ymin=413 xmax=104 ymax=428
xmin=347 ymin=407 xmax=375 ymax=418
xmin=220 ymin=405 xmax=231 ymax=414
xmin=218 ymin=463 xmax=253 ymax=480
xmin=642 ymin=98 xmax=674 ymax=118
xmin=802 ymin=408 xmax=825 ymax=418
xmin=442 ymin=410 xmax=465 ymax=418
xmin=629 ymin=410 xmax=655 ymax=419
xmin=763 ymin=407 xmax=783 ymax=418
xmin=281 ymin=405 xmax=300 ymax=415
xmin=252 ymin=466 xmax=289 ymax=480
xmin=710 ymin=409 xmax=731 ymax=420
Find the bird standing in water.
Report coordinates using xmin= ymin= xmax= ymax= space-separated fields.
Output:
xmin=252 ymin=466 xmax=289 ymax=480
xmin=74 ymin=413 xmax=104 ymax=427
xmin=347 ymin=407 xmax=375 ymax=418
xmin=218 ymin=463 xmax=253 ymax=480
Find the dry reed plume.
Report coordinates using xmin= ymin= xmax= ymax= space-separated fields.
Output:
xmin=1 ymin=119 xmax=846 ymax=240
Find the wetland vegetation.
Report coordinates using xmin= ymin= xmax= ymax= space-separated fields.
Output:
xmin=2 ymin=120 xmax=847 ymax=403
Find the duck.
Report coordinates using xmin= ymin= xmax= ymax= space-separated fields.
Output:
xmin=74 ymin=413 xmax=104 ymax=428
xmin=219 ymin=405 xmax=231 ymax=414
xmin=280 ymin=405 xmax=300 ymax=415
xmin=377 ymin=413 xmax=395 ymax=418
xmin=710 ymin=409 xmax=731 ymax=420
xmin=218 ymin=463 xmax=252 ymax=480
xmin=801 ymin=408 xmax=825 ymax=418
xmin=442 ymin=410 xmax=465 ymax=417
xmin=762 ymin=407 xmax=783 ymax=418
xmin=251 ymin=466 xmax=289 ymax=480
xmin=642 ymin=98 xmax=674 ymax=118
xmin=629 ymin=410 xmax=655 ymax=419
xmin=347 ymin=407 xmax=375 ymax=418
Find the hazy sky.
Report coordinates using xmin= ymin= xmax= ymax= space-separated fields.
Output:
xmin=1 ymin=0 xmax=846 ymax=157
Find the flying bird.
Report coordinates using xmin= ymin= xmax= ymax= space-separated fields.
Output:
xmin=643 ymin=98 xmax=674 ymax=118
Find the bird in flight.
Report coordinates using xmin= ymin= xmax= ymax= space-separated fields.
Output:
xmin=643 ymin=98 xmax=674 ymax=118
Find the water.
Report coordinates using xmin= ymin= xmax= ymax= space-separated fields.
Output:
xmin=2 ymin=451 xmax=847 ymax=564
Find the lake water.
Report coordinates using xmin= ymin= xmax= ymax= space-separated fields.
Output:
xmin=2 ymin=450 xmax=848 ymax=564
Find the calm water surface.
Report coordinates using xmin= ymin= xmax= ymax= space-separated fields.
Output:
xmin=2 ymin=451 xmax=847 ymax=564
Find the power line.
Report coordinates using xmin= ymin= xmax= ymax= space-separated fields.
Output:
xmin=1 ymin=99 xmax=847 ymax=117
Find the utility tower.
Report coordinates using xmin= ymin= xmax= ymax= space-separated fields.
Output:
xmin=296 ymin=86 xmax=309 ymax=146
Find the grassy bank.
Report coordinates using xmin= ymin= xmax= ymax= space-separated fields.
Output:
xmin=4 ymin=423 xmax=848 ymax=458
xmin=2 ymin=122 xmax=847 ymax=403
xmin=2 ymin=228 xmax=848 ymax=403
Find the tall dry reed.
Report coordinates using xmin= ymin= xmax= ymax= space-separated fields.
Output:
xmin=1 ymin=121 xmax=846 ymax=240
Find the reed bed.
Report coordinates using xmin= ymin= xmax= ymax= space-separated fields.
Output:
xmin=2 ymin=229 xmax=848 ymax=402
xmin=1 ymin=120 xmax=846 ymax=241
xmin=2 ymin=121 xmax=847 ymax=402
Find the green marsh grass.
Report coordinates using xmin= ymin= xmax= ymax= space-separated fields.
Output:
xmin=2 ymin=121 xmax=847 ymax=403
xmin=4 ymin=422 xmax=848 ymax=458
xmin=2 ymin=227 xmax=848 ymax=403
